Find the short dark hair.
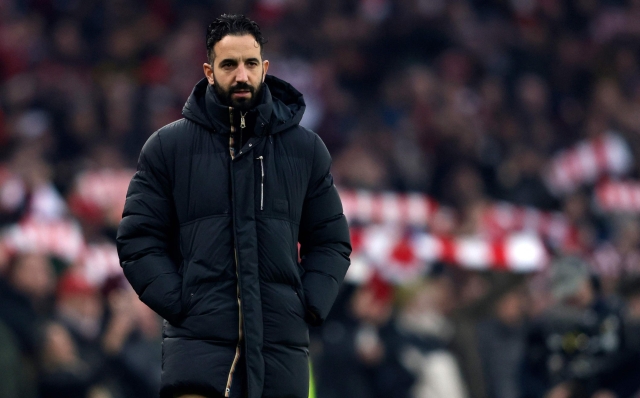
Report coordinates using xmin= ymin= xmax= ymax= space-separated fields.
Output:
xmin=206 ymin=14 xmax=266 ymax=63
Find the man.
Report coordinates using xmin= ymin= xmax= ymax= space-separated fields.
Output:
xmin=117 ymin=14 xmax=351 ymax=398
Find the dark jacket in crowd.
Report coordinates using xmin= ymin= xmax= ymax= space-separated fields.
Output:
xmin=117 ymin=75 xmax=351 ymax=398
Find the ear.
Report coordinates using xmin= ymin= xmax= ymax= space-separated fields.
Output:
xmin=203 ymin=63 xmax=215 ymax=85
xmin=262 ymin=60 xmax=269 ymax=83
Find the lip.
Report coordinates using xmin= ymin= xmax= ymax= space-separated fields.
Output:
xmin=232 ymin=91 xmax=251 ymax=97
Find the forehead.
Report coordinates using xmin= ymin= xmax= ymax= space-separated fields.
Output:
xmin=213 ymin=34 xmax=261 ymax=60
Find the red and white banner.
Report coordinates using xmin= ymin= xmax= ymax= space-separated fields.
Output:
xmin=481 ymin=202 xmax=578 ymax=248
xmin=347 ymin=226 xmax=548 ymax=283
xmin=80 ymin=243 xmax=122 ymax=286
xmin=1 ymin=220 xmax=123 ymax=286
xmin=1 ymin=192 xmax=550 ymax=288
xmin=545 ymin=132 xmax=633 ymax=195
xmin=0 ymin=167 xmax=67 ymax=221
xmin=339 ymin=189 xmax=450 ymax=228
xmin=595 ymin=181 xmax=640 ymax=213
xmin=69 ymin=168 xmax=135 ymax=223
xmin=2 ymin=219 xmax=85 ymax=263
xmin=339 ymin=189 xmax=576 ymax=248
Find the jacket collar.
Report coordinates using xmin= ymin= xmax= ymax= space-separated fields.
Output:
xmin=182 ymin=75 xmax=306 ymax=136
xmin=204 ymin=82 xmax=273 ymax=137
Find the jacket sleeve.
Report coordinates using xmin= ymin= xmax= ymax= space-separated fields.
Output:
xmin=299 ymin=135 xmax=351 ymax=326
xmin=116 ymin=132 xmax=183 ymax=324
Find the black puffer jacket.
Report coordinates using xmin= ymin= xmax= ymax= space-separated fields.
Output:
xmin=117 ymin=75 xmax=351 ymax=398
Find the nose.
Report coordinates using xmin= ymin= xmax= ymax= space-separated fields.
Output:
xmin=235 ymin=64 xmax=248 ymax=83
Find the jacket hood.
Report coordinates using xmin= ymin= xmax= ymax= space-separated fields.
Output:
xmin=182 ymin=75 xmax=306 ymax=135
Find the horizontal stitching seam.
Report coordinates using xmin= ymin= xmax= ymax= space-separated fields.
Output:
xmin=180 ymin=213 xmax=230 ymax=227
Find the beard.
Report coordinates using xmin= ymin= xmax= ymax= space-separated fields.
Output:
xmin=213 ymin=80 xmax=262 ymax=111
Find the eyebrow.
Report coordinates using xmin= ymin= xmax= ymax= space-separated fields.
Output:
xmin=218 ymin=57 xmax=261 ymax=65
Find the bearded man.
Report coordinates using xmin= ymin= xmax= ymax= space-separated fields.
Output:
xmin=117 ymin=14 xmax=351 ymax=398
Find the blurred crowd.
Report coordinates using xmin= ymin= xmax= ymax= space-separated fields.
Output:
xmin=3 ymin=0 xmax=640 ymax=397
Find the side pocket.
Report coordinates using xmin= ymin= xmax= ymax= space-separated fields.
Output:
xmin=186 ymin=291 xmax=195 ymax=309
xmin=180 ymin=259 xmax=187 ymax=303
xmin=184 ymin=283 xmax=202 ymax=314
xmin=181 ymin=260 xmax=195 ymax=314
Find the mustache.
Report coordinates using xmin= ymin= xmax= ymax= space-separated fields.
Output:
xmin=230 ymin=83 xmax=255 ymax=93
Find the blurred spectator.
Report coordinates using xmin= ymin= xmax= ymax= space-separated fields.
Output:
xmin=395 ymin=276 xmax=468 ymax=398
xmin=100 ymin=277 xmax=162 ymax=398
xmin=450 ymin=271 xmax=522 ymax=398
xmin=0 ymin=320 xmax=31 ymax=398
xmin=476 ymin=280 xmax=528 ymax=398
xmin=617 ymin=277 xmax=640 ymax=397
xmin=620 ymin=277 xmax=640 ymax=352
xmin=0 ymin=253 xmax=46 ymax=398
xmin=7 ymin=252 xmax=57 ymax=315
xmin=315 ymin=276 xmax=409 ymax=398
xmin=316 ymin=273 xmax=467 ymax=398
xmin=39 ymin=321 xmax=99 ymax=398
xmin=592 ymin=216 xmax=640 ymax=296
xmin=52 ymin=271 xmax=111 ymax=393
xmin=0 ymin=252 xmax=57 ymax=359
xmin=1 ymin=145 xmax=66 ymax=223
xmin=521 ymin=257 xmax=635 ymax=398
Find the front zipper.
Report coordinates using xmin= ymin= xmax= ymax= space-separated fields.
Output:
xmin=256 ymin=156 xmax=264 ymax=210
xmin=225 ymin=109 xmax=258 ymax=396
xmin=225 ymin=141 xmax=244 ymax=397
xmin=224 ymin=248 xmax=243 ymax=397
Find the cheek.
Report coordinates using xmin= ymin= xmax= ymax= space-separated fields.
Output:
xmin=215 ymin=80 xmax=233 ymax=94
xmin=212 ymin=70 xmax=231 ymax=86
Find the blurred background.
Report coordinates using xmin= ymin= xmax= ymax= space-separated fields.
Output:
xmin=2 ymin=0 xmax=640 ymax=397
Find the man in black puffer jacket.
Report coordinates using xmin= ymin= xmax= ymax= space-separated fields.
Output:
xmin=116 ymin=14 xmax=351 ymax=398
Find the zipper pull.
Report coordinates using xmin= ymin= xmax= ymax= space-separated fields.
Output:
xmin=240 ymin=112 xmax=247 ymax=129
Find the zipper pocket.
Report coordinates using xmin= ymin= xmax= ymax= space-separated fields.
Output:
xmin=257 ymin=156 xmax=264 ymax=210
